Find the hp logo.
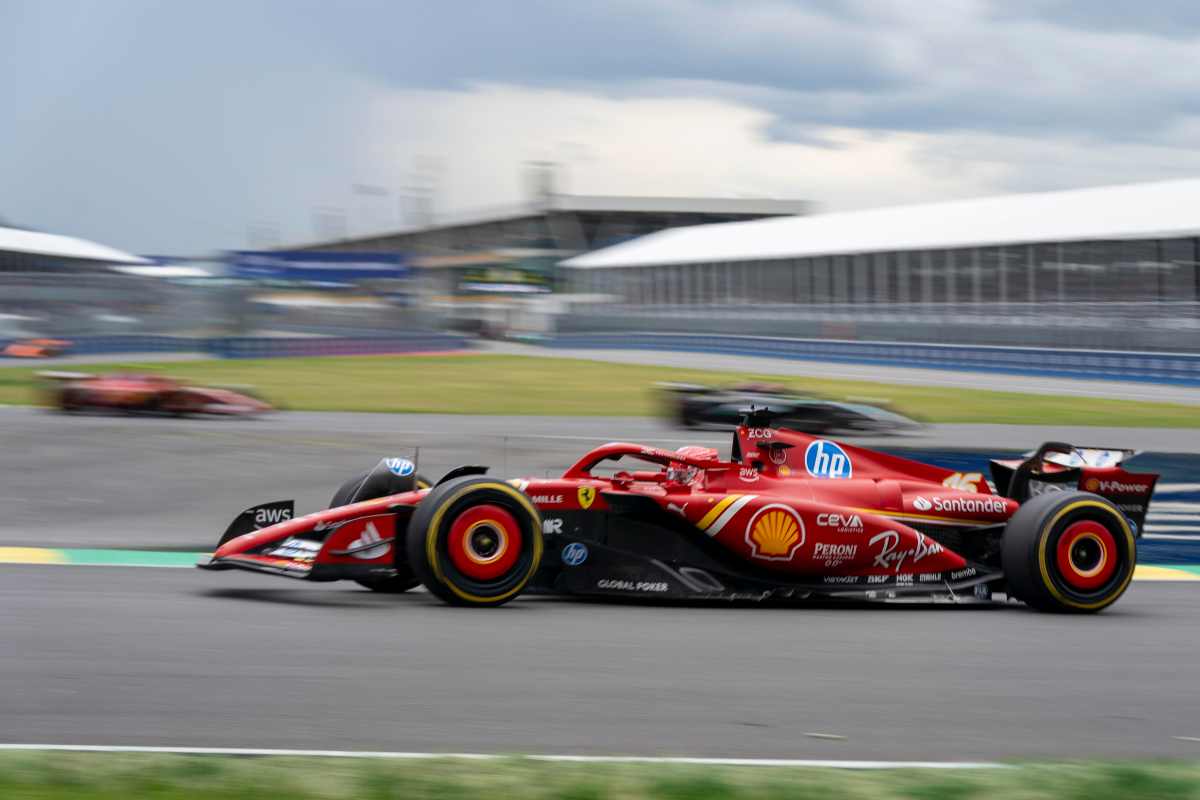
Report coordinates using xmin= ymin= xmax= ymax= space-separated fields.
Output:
xmin=561 ymin=542 xmax=589 ymax=566
xmin=804 ymin=440 xmax=853 ymax=479
xmin=384 ymin=458 xmax=415 ymax=477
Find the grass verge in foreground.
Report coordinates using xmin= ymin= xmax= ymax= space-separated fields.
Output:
xmin=0 ymin=354 xmax=1196 ymax=426
xmin=1 ymin=753 xmax=1198 ymax=800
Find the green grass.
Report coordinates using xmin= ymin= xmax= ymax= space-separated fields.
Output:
xmin=0 ymin=753 xmax=1198 ymax=800
xmin=1 ymin=353 xmax=1197 ymax=426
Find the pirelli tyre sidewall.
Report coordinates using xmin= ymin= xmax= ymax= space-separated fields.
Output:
xmin=406 ymin=476 xmax=543 ymax=607
xmin=1002 ymin=491 xmax=1136 ymax=613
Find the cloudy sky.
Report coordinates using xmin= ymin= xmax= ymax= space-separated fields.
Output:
xmin=4 ymin=0 xmax=1200 ymax=254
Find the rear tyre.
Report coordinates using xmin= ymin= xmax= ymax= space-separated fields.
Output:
xmin=327 ymin=462 xmax=430 ymax=594
xmin=1002 ymin=491 xmax=1136 ymax=613
xmin=405 ymin=476 xmax=543 ymax=606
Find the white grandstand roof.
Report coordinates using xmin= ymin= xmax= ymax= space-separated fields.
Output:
xmin=0 ymin=224 xmax=149 ymax=265
xmin=547 ymin=194 xmax=811 ymax=216
xmin=563 ymin=179 xmax=1200 ymax=269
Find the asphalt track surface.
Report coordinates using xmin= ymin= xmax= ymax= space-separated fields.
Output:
xmin=3 ymin=566 xmax=1199 ymax=760
xmin=4 ymin=407 xmax=1200 ymax=761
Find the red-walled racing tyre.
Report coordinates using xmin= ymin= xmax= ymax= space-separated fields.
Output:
xmin=1001 ymin=491 xmax=1136 ymax=613
xmin=405 ymin=476 xmax=543 ymax=607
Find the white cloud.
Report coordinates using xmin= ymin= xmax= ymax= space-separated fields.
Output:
xmin=7 ymin=0 xmax=1200 ymax=252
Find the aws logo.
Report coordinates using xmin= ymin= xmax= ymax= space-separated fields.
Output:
xmin=254 ymin=507 xmax=292 ymax=526
xmin=804 ymin=440 xmax=852 ymax=479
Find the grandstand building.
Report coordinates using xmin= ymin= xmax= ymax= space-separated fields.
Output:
xmin=296 ymin=193 xmax=811 ymax=296
xmin=560 ymin=179 xmax=1200 ymax=351
xmin=0 ymin=224 xmax=213 ymax=338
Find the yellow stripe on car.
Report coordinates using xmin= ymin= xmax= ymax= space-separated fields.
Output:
xmin=697 ymin=495 xmax=741 ymax=530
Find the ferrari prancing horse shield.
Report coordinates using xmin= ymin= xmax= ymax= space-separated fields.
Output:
xmin=577 ymin=486 xmax=596 ymax=509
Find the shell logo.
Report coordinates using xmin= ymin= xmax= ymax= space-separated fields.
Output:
xmin=1084 ymin=477 xmax=1100 ymax=492
xmin=745 ymin=504 xmax=806 ymax=561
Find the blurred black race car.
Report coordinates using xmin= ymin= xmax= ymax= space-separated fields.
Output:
xmin=660 ymin=382 xmax=920 ymax=434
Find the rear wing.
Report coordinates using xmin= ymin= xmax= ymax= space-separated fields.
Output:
xmin=991 ymin=442 xmax=1157 ymax=535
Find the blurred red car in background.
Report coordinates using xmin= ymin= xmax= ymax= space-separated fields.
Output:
xmin=3 ymin=338 xmax=72 ymax=358
xmin=40 ymin=372 xmax=272 ymax=417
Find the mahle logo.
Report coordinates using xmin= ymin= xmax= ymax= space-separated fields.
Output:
xmin=804 ymin=440 xmax=852 ymax=479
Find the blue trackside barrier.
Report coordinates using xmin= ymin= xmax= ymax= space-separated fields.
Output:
xmin=36 ymin=335 xmax=202 ymax=356
xmin=1 ymin=333 xmax=471 ymax=360
xmin=208 ymin=335 xmax=469 ymax=359
xmin=548 ymin=332 xmax=1200 ymax=386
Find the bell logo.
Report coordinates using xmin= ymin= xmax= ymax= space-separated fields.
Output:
xmin=577 ymin=486 xmax=597 ymax=509
xmin=804 ymin=440 xmax=852 ymax=479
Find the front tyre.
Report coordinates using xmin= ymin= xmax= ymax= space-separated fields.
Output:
xmin=1002 ymin=491 xmax=1136 ymax=613
xmin=406 ymin=477 xmax=542 ymax=607
xmin=328 ymin=462 xmax=430 ymax=594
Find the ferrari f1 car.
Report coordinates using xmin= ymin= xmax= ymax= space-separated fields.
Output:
xmin=40 ymin=371 xmax=272 ymax=416
xmin=661 ymin=382 xmax=919 ymax=434
xmin=200 ymin=414 xmax=1155 ymax=612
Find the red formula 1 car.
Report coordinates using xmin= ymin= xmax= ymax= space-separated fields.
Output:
xmin=40 ymin=372 xmax=272 ymax=416
xmin=201 ymin=413 xmax=1154 ymax=612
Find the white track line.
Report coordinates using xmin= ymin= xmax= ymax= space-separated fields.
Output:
xmin=0 ymin=744 xmax=1002 ymax=769
xmin=1156 ymin=484 xmax=1200 ymax=494
xmin=1146 ymin=503 xmax=1200 ymax=513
